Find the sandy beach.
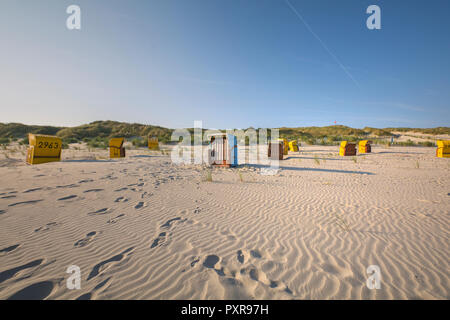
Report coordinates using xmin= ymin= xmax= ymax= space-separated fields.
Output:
xmin=0 ymin=144 xmax=448 ymax=300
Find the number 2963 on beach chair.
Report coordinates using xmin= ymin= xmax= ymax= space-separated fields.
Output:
xmin=26 ymin=134 xmax=62 ymax=165
xmin=109 ymin=138 xmax=126 ymax=158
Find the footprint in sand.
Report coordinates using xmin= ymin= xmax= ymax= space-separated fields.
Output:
xmin=83 ymin=189 xmax=104 ymax=193
xmin=9 ymin=200 xmax=43 ymax=207
xmin=57 ymin=195 xmax=77 ymax=201
xmin=7 ymin=280 xmax=55 ymax=300
xmin=150 ymin=232 xmax=167 ymax=249
xmin=1 ymin=195 xmax=17 ymax=199
xmin=0 ymin=259 xmax=43 ymax=283
xmin=76 ymin=277 xmax=111 ymax=300
xmin=87 ymin=247 xmax=134 ymax=281
xmin=134 ymin=202 xmax=145 ymax=209
xmin=23 ymin=187 xmax=44 ymax=193
xmin=0 ymin=244 xmax=20 ymax=254
xmin=190 ymin=256 xmax=200 ymax=267
xmin=250 ymin=249 xmax=262 ymax=259
xmin=193 ymin=207 xmax=202 ymax=214
xmin=161 ymin=217 xmax=181 ymax=229
xmin=114 ymin=197 xmax=129 ymax=203
xmin=78 ymin=179 xmax=94 ymax=184
xmin=74 ymin=231 xmax=97 ymax=248
xmin=88 ymin=208 xmax=111 ymax=216
xmin=237 ymin=250 xmax=245 ymax=264
xmin=107 ymin=214 xmax=125 ymax=224
xmin=56 ymin=184 xmax=79 ymax=189
xmin=203 ymin=255 xmax=220 ymax=269
xmin=35 ymin=222 xmax=58 ymax=233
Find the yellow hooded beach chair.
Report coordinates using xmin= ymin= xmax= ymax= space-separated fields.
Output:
xmin=109 ymin=138 xmax=126 ymax=158
xmin=148 ymin=136 xmax=160 ymax=150
xmin=358 ymin=140 xmax=372 ymax=154
xmin=339 ymin=141 xmax=356 ymax=156
xmin=436 ymin=140 xmax=450 ymax=158
xmin=26 ymin=134 xmax=62 ymax=165
xmin=288 ymin=140 xmax=299 ymax=152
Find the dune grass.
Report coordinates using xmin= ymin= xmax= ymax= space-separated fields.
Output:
xmin=203 ymin=168 xmax=213 ymax=182
xmin=314 ymin=155 xmax=320 ymax=165
xmin=238 ymin=170 xmax=244 ymax=183
xmin=334 ymin=213 xmax=351 ymax=232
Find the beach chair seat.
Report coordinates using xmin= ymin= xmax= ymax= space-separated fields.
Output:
xmin=339 ymin=141 xmax=356 ymax=156
xmin=109 ymin=138 xmax=126 ymax=158
xmin=26 ymin=134 xmax=62 ymax=165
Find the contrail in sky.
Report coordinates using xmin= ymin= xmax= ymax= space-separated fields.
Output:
xmin=285 ymin=0 xmax=360 ymax=88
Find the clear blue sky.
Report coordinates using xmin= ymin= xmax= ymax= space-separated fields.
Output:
xmin=0 ymin=0 xmax=449 ymax=129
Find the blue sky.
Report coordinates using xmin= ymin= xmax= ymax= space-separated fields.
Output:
xmin=0 ymin=0 xmax=449 ymax=129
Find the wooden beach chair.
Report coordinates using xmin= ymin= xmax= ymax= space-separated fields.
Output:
xmin=26 ymin=134 xmax=62 ymax=165
xmin=109 ymin=138 xmax=126 ymax=158
xmin=339 ymin=141 xmax=356 ymax=156
xmin=436 ymin=140 xmax=450 ymax=158
xmin=277 ymin=138 xmax=289 ymax=155
xmin=148 ymin=136 xmax=160 ymax=150
xmin=288 ymin=140 xmax=299 ymax=152
xmin=358 ymin=140 xmax=372 ymax=154
xmin=208 ymin=133 xmax=238 ymax=167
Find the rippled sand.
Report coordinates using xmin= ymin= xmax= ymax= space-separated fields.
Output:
xmin=0 ymin=145 xmax=448 ymax=299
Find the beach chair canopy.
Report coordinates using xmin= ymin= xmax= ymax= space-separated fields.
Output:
xmin=109 ymin=138 xmax=124 ymax=148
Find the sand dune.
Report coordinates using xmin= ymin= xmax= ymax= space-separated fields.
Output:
xmin=0 ymin=145 xmax=448 ymax=299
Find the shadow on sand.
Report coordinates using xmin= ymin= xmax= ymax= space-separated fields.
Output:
xmin=247 ymin=164 xmax=374 ymax=175
xmin=63 ymin=159 xmax=114 ymax=163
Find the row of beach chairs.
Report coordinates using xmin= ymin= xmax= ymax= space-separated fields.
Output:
xmin=24 ymin=133 xmax=450 ymax=165
xmin=25 ymin=134 xmax=160 ymax=164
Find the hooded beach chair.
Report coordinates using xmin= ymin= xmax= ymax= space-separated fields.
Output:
xmin=109 ymin=138 xmax=126 ymax=158
xmin=148 ymin=136 xmax=160 ymax=150
xmin=339 ymin=141 xmax=356 ymax=156
xmin=26 ymin=134 xmax=62 ymax=165
xmin=358 ymin=140 xmax=372 ymax=154
xmin=436 ymin=140 xmax=450 ymax=158
xmin=208 ymin=133 xmax=238 ymax=167
xmin=288 ymin=140 xmax=299 ymax=152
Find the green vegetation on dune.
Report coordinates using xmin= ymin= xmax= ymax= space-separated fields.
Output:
xmin=384 ymin=127 xmax=450 ymax=135
xmin=0 ymin=121 xmax=447 ymax=148
xmin=0 ymin=123 xmax=62 ymax=139
xmin=0 ymin=121 xmax=174 ymax=146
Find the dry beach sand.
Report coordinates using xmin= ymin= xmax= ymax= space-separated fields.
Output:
xmin=0 ymin=144 xmax=449 ymax=299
